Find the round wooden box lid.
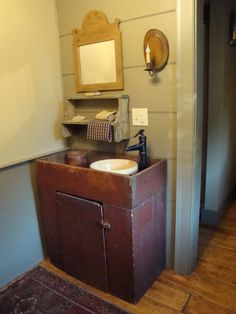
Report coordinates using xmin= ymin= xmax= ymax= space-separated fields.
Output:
xmin=64 ymin=150 xmax=88 ymax=167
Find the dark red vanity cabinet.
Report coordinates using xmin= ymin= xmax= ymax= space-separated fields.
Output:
xmin=36 ymin=151 xmax=167 ymax=304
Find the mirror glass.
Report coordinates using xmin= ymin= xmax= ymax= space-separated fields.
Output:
xmin=79 ymin=40 xmax=116 ymax=85
xmin=72 ymin=10 xmax=123 ymax=92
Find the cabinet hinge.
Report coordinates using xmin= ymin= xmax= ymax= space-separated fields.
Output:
xmin=99 ymin=221 xmax=111 ymax=230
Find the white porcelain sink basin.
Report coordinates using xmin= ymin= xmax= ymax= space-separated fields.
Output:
xmin=90 ymin=159 xmax=138 ymax=175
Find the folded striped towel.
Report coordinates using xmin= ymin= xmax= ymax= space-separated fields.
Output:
xmin=87 ymin=119 xmax=112 ymax=142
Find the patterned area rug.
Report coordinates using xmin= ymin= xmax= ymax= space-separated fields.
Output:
xmin=0 ymin=266 xmax=130 ymax=314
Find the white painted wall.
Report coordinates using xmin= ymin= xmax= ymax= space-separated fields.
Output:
xmin=0 ymin=0 xmax=64 ymax=288
xmin=0 ymin=0 xmax=65 ymax=168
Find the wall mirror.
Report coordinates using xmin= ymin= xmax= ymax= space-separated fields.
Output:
xmin=72 ymin=10 xmax=124 ymax=92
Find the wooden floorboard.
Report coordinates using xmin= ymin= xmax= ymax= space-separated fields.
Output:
xmin=184 ymin=295 xmax=236 ymax=314
xmin=197 ymin=261 xmax=236 ymax=286
xmin=198 ymin=244 xmax=236 ymax=271
xmin=145 ymin=281 xmax=189 ymax=312
xmin=159 ymin=269 xmax=236 ymax=312
xmin=40 ymin=199 xmax=236 ymax=313
xmin=199 ymin=227 xmax=236 ymax=251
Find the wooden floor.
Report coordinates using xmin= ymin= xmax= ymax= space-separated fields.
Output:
xmin=41 ymin=200 xmax=236 ymax=314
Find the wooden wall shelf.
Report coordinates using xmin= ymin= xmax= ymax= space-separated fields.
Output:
xmin=61 ymin=94 xmax=130 ymax=142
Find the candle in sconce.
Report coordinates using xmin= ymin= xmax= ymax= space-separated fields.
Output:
xmin=145 ymin=44 xmax=151 ymax=64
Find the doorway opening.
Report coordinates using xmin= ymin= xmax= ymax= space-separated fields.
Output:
xmin=198 ymin=0 xmax=236 ymax=228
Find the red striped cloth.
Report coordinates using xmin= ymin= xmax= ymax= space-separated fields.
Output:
xmin=87 ymin=119 xmax=112 ymax=142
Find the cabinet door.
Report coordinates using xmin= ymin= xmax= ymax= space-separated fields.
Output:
xmin=56 ymin=192 xmax=108 ymax=291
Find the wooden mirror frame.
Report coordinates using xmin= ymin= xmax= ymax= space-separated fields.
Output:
xmin=72 ymin=10 xmax=124 ymax=93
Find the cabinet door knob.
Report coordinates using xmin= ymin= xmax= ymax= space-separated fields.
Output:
xmin=100 ymin=221 xmax=111 ymax=230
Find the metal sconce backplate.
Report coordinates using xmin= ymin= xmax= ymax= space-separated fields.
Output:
xmin=229 ymin=11 xmax=236 ymax=47
xmin=144 ymin=29 xmax=169 ymax=72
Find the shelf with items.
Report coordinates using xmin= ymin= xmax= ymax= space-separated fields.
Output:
xmin=61 ymin=94 xmax=130 ymax=142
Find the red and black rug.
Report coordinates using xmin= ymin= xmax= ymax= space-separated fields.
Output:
xmin=0 ymin=266 xmax=130 ymax=313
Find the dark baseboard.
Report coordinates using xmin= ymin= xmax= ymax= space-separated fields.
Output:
xmin=200 ymin=208 xmax=220 ymax=226
xmin=201 ymin=189 xmax=236 ymax=227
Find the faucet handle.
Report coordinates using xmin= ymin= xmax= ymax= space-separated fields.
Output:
xmin=133 ymin=129 xmax=145 ymax=138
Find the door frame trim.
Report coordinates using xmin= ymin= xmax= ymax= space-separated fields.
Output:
xmin=175 ymin=0 xmax=202 ymax=274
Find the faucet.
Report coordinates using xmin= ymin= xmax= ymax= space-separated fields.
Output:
xmin=126 ymin=129 xmax=147 ymax=171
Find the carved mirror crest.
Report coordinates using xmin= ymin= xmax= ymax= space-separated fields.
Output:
xmin=72 ymin=10 xmax=124 ymax=92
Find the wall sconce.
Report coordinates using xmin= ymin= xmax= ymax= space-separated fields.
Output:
xmin=144 ymin=29 xmax=169 ymax=76
xmin=229 ymin=11 xmax=236 ymax=47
